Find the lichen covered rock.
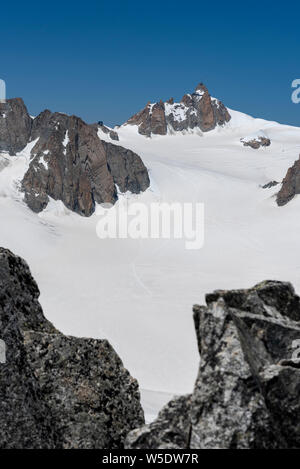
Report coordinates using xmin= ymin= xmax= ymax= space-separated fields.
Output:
xmin=127 ymin=280 xmax=300 ymax=449
xmin=125 ymin=395 xmax=192 ymax=449
xmin=0 ymin=247 xmax=144 ymax=448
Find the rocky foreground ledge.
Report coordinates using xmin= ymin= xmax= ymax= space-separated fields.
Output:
xmin=0 ymin=248 xmax=144 ymax=449
xmin=126 ymin=281 xmax=300 ymax=449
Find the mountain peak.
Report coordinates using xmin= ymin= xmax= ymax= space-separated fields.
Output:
xmin=195 ymin=82 xmax=208 ymax=94
xmin=124 ymin=82 xmax=231 ymax=137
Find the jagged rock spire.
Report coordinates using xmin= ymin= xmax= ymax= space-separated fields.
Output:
xmin=125 ymin=82 xmax=231 ymax=137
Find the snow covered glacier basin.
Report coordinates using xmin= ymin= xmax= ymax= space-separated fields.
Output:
xmin=1 ymin=108 xmax=300 ymax=420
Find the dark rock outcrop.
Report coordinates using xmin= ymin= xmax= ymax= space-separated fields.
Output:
xmin=0 ymin=248 xmax=58 ymax=448
xmin=125 ymin=83 xmax=231 ymax=137
xmin=241 ymin=136 xmax=271 ymax=149
xmin=126 ymin=280 xmax=300 ymax=449
xmin=0 ymin=247 xmax=144 ymax=448
xmin=262 ymin=180 xmax=279 ymax=189
xmin=277 ymin=156 xmax=300 ymax=206
xmin=22 ymin=111 xmax=150 ymax=216
xmin=125 ymin=395 xmax=192 ymax=449
xmin=0 ymin=98 xmax=32 ymax=155
xmin=103 ymin=141 xmax=150 ymax=194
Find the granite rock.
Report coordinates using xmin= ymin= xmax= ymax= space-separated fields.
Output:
xmin=0 ymin=247 xmax=144 ymax=448
xmin=126 ymin=280 xmax=300 ymax=449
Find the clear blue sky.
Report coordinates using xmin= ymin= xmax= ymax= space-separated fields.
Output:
xmin=2 ymin=0 xmax=300 ymax=127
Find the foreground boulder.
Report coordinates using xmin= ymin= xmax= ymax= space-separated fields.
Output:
xmin=0 ymin=98 xmax=32 ymax=155
xmin=277 ymin=155 xmax=300 ymax=206
xmin=22 ymin=111 xmax=150 ymax=216
xmin=124 ymin=83 xmax=231 ymax=137
xmin=0 ymin=248 xmax=144 ymax=448
xmin=126 ymin=280 xmax=300 ymax=449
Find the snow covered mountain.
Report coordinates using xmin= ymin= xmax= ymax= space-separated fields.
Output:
xmin=0 ymin=99 xmax=150 ymax=216
xmin=1 ymin=85 xmax=300 ymax=420
xmin=124 ymin=82 xmax=231 ymax=136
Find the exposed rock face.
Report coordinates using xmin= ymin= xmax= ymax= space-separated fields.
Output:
xmin=22 ymin=112 xmax=117 ymax=216
xmin=0 ymin=155 xmax=9 ymax=172
xmin=0 ymin=98 xmax=32 ymax=155
xmin=0 ymin=98 xmax=149 ymax=216
xmin=0 ymin=248 xmax=58 ymax=448
xmin=145 ymin=101 xmax=167 ymax=136
xmin=22 ymin=111 xmax=150 ymax=216
xmin=125 ymin=83 xmax=231 ymax=137
xmin=125 ymin=395 xmax=192 ymax=449
xmin=94 ymin=123 xmax=119 ymax=141
xmin=103 ymin=141 xmax=150 ymax=194
xmin=241 ymin=136 xmax=271 ymax=149
xmin=277 ymin=156 xmax=300 ymax=206
xmin=126 ymin=280 xmax=300 ymax=449
xmin=0 ymin=247 xmax=144 ymax=448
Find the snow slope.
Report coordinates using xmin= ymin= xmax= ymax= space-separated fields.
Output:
xmin=1 ymin=108 xmax=300 ymax=420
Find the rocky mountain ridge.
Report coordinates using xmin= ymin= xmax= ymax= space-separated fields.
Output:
xmin=0 ymin=99 xmax=150 ymax=216
xmin=124 ymin=83 xmax=231 ymax=137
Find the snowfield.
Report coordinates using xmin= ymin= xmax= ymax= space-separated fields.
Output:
xmin=1 ymin=108 xmax=300 ymax=420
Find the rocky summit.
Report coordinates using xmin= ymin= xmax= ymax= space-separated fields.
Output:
xmin=22 ymin=111 xmax=149 ymax=216
xmin=124 ymin=83 xmax=231 ymax=137
xmin=0 ymin=247 xmax=144 ymax=449
xmin=277 ymin=155 xmax=300 ymax=206
xmin=126 ymin=280 xmax=300 ymax=449
xmin=0 ymin=99 xmax=150 ymax=216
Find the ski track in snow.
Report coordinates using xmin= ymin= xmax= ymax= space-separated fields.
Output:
xmin=1 ymin=108 xmax=300 ymax=419
xmin=131 ymin=262 xmax=153 ymax=297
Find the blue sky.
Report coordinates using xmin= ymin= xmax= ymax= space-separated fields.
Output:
xmin=2 ymin=0 xmax=300 ymax=127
